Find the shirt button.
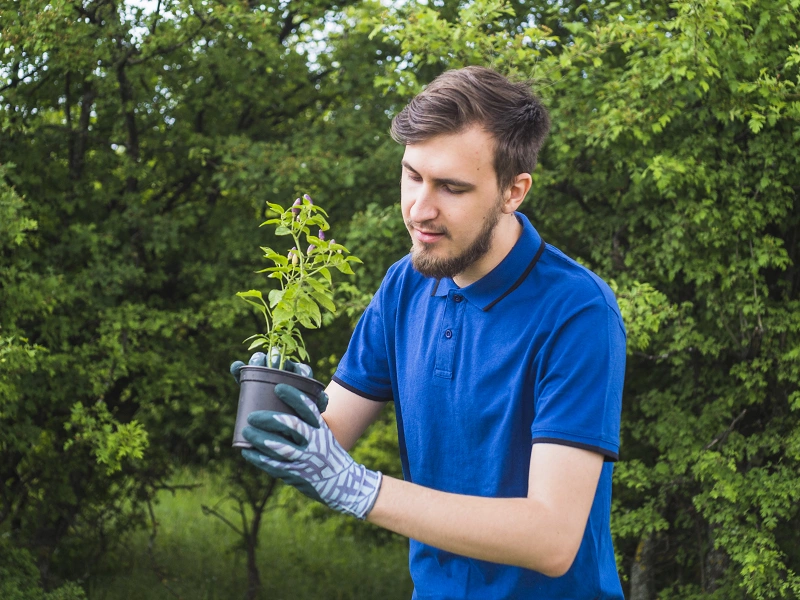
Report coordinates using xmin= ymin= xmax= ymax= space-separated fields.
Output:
xmin=453 ymin=294 xmax=464 ymax=303
xmin=444 ymin=329 xmax=453 ymax=339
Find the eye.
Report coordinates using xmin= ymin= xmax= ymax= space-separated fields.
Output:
xmin=443 ymin=186 xmax=465 ymax=195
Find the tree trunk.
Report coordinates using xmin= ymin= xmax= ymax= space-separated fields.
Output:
xmin=629 ymin=534 xmax=655 ymax=600
xmin=704 ymin=526 xmax=729 ymax=593
xmin=244 ymin=497 xmax=266 ymax=600
xmin=245 ymin=528 xmax=262 ymax=600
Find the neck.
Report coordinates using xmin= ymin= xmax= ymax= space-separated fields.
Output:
xmin=453 ymin=213 xmax=522 ymax=288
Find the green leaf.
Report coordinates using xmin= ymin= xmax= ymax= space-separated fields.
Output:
xmin=297 ymin=295 xmax=322 ymax=328
xmin=336 ymin=261 xmax=355 ymax=275
xmin=272 ymin=304 xmax=295 ymax=325
xmin=247 ymin=338 xmax=268 ymax=351
xmin=268 ymin=289 xmax=285 ymax=308
xmin=236 ymin=290 xmax=264 ymax=300
xmin=305 ymin=277 xmax=328 ymax=293
xmin=311 ymin=291 xmax=336 ymax=313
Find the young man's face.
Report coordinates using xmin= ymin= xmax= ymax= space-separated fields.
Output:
xmin=400 ymin=126 xmax=507 ymax=282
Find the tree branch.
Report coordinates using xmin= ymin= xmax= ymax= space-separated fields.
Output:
xmin=0 ymin=60 xmax=50 ymax=93
xmin=115 ymin=61 xmax=140 ymax=191
xmin=146 ymin=499 xmax=183 ymax=600
xmin=633 ymin=348 xmax=695 ymax=361
xmin=150 ymin=0 xmax=163 ymax=35
xmin=66 ymin=71 xmax=74 ymax=169
xmin=201 ymin=502 xmax=244 ymax=537
xmin=552 ymin=181 xmax=594 ymax=214
xmin=129 ymin=18 xmax=208 ymax=66
xmin=703 ymin=409 xmax=747 ymax=451
xmin=150 ymin=171 xmax=202 ymax=214
xmin=71 ymin=81 xmax=96 ymax=180
xmin=278 ymin=10 xmax=298 ymax=44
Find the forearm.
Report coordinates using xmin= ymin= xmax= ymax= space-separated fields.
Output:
xmin=366 ymin=475 xmax=578 ymax=577
xmin=322 ymin=381 xmax=387 ymax=451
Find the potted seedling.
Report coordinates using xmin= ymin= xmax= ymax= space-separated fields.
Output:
xmin=232 ymin=194 xmax=361 ymax=448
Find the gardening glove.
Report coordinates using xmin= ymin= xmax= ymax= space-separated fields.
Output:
xmin=230 ymin=349 xmax=314 ymax=385
xmin=241 ymin=384 xmax=383 ymax=520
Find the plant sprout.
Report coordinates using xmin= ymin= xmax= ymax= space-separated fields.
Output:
xmin=237 ymin=194 xmax=361 ymax=370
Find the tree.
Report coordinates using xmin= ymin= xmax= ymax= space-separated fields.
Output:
xmin=369 ymin=0 xmax=800 ymax=597
xmin=0 ymin=0 xmax=406 ymax=590
xmin=0 ymin=537 xmax=86 ymax=600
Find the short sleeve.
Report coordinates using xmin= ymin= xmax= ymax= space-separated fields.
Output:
xmin=530 ymin=301 xmax=626 ymax=461
xmin=332 ymin=284 xmax=394 ymax=402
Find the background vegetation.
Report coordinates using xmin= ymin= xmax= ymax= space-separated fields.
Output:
xmin=1 ymin=0 xmax=798 ymax=598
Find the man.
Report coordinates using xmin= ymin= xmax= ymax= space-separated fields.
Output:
xmin=235 ymin=66 xmax=626 ymax=599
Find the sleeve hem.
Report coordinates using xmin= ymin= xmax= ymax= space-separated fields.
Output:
xmin=331 ymin=375 xmax=392 ymax=403
xmin=531 ymin=437 xmax=619 ymax=462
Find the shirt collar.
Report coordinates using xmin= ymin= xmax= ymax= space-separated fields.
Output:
xmin=430 ymin=212 xmax=545 ymax=311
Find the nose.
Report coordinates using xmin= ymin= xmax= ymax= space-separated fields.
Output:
xmin=407 ymin=182 xmax=438 ymax=224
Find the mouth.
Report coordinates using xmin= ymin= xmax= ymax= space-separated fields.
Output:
xmin=413 ymin=228 xmax=446 ymax=244
xmin=407 ymin=221 xmax=448 ymax=244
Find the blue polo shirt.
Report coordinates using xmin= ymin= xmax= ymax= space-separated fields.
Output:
xmin=333 ymin=213 xmax=625 ymax=599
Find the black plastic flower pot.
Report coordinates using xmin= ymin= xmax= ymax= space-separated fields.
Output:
xmin=232 ymin=365 xmax=326 ymax=449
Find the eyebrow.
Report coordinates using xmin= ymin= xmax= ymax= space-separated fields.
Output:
xmin=401 ymin=160 xmax=476 ymax=190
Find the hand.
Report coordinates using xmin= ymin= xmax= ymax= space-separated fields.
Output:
xmin=241 ymin=384 xmax=382 ymax=520
xmin=230 ymin=349 xmax=314 ymax=385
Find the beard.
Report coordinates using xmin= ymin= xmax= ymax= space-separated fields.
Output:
xmin=408 ymin=200 xmax=502 ymax=280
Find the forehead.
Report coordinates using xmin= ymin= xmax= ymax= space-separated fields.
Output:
xmin=402 ymin=126 xmax=496 ymax=183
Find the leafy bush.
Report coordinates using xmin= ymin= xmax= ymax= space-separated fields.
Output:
xmin=370 ymin=0 xmax=800 ymax=596
xmin=0 ymin=539 xmax=86 ymax=600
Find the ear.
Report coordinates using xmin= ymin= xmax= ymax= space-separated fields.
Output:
xmin=502 ymin=173 xmax=532 ymax=214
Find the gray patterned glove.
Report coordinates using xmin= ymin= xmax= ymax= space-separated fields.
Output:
xmin=241 ymin=384 xmax=382 ymax=520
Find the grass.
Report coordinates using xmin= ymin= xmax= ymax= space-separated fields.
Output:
xmin=86 ymin=468 xmax=413 ymax=600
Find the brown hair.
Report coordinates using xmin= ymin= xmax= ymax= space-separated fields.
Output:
xmin=391 ymin=66 xmax=551 ymax=192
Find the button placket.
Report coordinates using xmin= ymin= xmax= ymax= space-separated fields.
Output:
xmin=434 ymin=291 xmax=466 ymax=379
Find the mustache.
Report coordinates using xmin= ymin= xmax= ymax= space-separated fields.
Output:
xmin=405 ymin=219 xmax=451 ymax=239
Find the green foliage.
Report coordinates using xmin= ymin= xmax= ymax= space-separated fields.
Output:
xmin=0 ymin=538 xmax=86 ymax=600
xmin=7 ymin=0 xmax=797 ymax=597
xmin=237 ymin=196 xmax=362 ymax=366
xmin=0 ymin=163 xmax=37 ymax=247
xmin=370 ymin=0 xmax=800 ymax=597
xmin=0 ymin=0 xmax=402 ymax=581
xmin=0 ymin=165 xmax=42 ymax=417
xmin=63 ymin=401 xmax=148 ymax=475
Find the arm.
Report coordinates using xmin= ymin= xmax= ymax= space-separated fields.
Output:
xmin=367 ymin=443 xmax=604 ymax=577
xmin=242 ymin=389 xmax=604 ymax=574
xmin=321 ymin=380 xmax=387 ymax=451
